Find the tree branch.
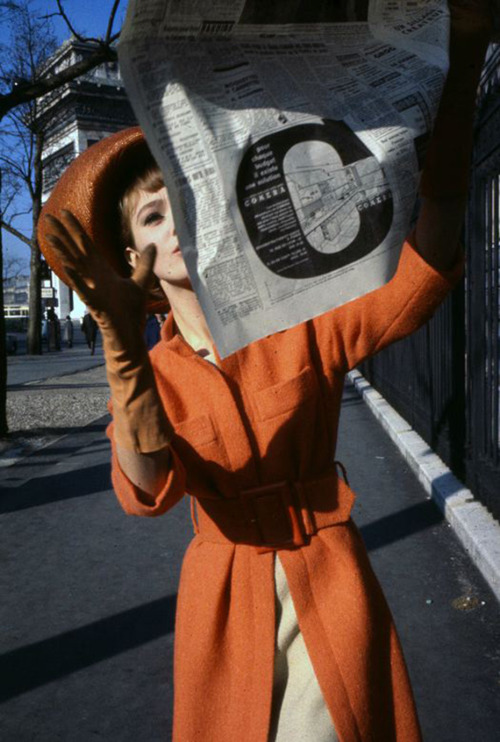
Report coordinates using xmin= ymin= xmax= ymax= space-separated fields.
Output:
xmin=56 ymin=0 xmax=88 ymax=44
xmin=0 ymin=217 xmax=31 ymax=247
xmin=0 ymin=156 xmax=27 ymax=180
xmin=105 ymin=0 xmax=122 ymax=43
xmin=9 ymin=207 xmax=31 ymax=220
xmin=0 ymin=44 xmax=118 ymax=120
xmin=56 ymin=0 xmax=122 ymax=45
xmin=4 ymin=113 xmax=34 ymax=166
xmin=2 ymin=255 xmax=25 ymax=282
xmin=0 ymin=188 xmax=20 ymax=217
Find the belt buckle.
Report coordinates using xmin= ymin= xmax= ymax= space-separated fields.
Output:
xmin=240 ymin=481 xmax=308 ymax=548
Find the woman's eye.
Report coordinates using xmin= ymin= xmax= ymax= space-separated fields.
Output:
xmin=143 ymin=211 xmax=163 ymax=226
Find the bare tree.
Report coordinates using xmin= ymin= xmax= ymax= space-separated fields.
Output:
xmin=0 ymin=0 xmax=121 ymax=121
xmin=0 ymin=161 xmax=24 ymax=435
xmin=0 ymin=0 xmax=123 ymax=438
xmin=0 ymin=164 xmax=22 ymax=251
xmin=0 ymin=3 xmax=57 ymax=355
xmin=0 ymin=169 xmax=8 ymax=435
xmin=2 ymin=255 xmax=25 ymax=283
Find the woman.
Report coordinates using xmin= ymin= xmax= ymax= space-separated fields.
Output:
xmin=39 ymin=4 xmax=491 ymax=740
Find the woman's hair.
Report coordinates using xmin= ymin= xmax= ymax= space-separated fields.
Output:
xmin=118 ymin=148 xmax=164 ymax=248
xmin=116 ymin=145 xmax=171 ymax=312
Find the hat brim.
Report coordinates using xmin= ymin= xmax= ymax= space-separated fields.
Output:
xmin=38 ymin=127 xmax=169 ymax=314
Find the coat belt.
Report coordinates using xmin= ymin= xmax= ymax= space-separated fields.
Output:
xmin=191 ymin=464 xmax=355 ymax=551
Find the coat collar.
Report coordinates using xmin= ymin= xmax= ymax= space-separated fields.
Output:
xmin=160 ymin=311 xmax=196 ymax=358
xmin=160 ymin=311 xmax=224 ymax=368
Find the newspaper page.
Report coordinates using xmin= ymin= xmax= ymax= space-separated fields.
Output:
xmin=118 ymin=0 xmax=450 ymax=358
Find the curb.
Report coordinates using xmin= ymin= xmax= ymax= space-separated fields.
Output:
xmin=348 ymin=369 xmax=500 ymax=604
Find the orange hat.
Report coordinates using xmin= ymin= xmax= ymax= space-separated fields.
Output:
xmin=38 ymin=126 xmax=169 ymax=312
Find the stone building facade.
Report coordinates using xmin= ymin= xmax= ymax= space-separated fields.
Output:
xmin=39 ymin=39 xmax=137 ymax=318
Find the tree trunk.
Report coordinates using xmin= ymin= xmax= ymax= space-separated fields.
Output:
xmin=27 ymin=244 xmax=42 ymax=354
xmin=0 ymin=173 xmax=8 ymax=437
xmin=27 ymin=130 xmax=44 ymax=356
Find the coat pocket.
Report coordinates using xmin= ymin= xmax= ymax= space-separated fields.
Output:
xmin=253 ymin=365 xmax=318 ymax=421
xmin=175 ymin=414 xmax=218 ymax=447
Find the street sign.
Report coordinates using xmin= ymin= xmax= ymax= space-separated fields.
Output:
xmin=41 ymin=287 xmax=55 ymax=299
xmin=43 ymin=298 xmax=59 ymax=308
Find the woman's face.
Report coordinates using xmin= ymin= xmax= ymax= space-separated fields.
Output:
xmin=126 ymin=185 xmax=189 ymax=288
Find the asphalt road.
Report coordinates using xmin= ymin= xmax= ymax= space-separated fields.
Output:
xmin=0 ymin=383 xmax=499 ymax=741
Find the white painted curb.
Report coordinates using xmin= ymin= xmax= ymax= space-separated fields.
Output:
xmin=348 ymin=369 xmax=500 ymax=604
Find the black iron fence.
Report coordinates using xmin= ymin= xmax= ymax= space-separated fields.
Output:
xmin=361 ymin=282 xmax=466 ymax=476
xmin=362 ymin=46 xmax=500 ymax=521
xmin=465 ymin=46 xmax=500 ymax=516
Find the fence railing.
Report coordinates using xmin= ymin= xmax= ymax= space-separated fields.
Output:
xmin=361 ymin=46 xmax=500 ymax=520
xmin=362 ymin=283 xmax=466 ymax=477
xmin=464 ymin=66 xmax=500 ymax=517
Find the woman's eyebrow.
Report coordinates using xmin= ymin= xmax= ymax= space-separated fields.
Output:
xmin=135 ymin=197 xmax=167 ymax=223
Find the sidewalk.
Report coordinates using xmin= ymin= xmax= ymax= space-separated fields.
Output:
xmin=2 ymin=348 xmax=108 ymax=466
xmin=349 ymin=369 xmax=500 ymax=604
xmin=338 ymin=383 xmax=500 ymax=741
xmin=0 ymin=368 xmax=499 ymax=740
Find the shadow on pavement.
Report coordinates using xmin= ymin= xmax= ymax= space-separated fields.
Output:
xmin=5 ymin=422 xmax=107 ymax=440
xmin=360 ymin=499 xmax=444 ymax=552
xmin=337 ymin=394 xmax=363 ymax=408
xmin=0 ymin=594 xmax=177 ymax=703
xmin=0 ymin=463 xmax=112 ymax=514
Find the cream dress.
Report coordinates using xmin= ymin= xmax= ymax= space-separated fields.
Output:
xmin=269 ymin=557 xmax=339 ymax=742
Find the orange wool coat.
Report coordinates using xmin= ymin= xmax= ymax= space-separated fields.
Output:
xmin=108 ymin=238 xmax=461 ymax=742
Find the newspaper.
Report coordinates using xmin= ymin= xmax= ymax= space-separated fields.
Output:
xmin=118 ymin=0 xmax=450 ymax=358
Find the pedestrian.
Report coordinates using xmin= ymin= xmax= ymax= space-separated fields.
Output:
xmin=63 ymin=315 xmax=74 ymax=348
xmin=46 ymin=308 xmax=60 ymax=351
xmin=39 ymin=4 xmax=492 ymax=740
xmin=81 ymin=309 xmax=98 ymax=355
xmin=144 ymin=313 xmax=161 ymax=350
xmin=44 ymin=311 xmax=53 ymax=352
xmin=54 ymin=314 xmax=61 ymax=351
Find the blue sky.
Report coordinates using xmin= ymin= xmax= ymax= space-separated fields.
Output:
xmin=0 ymin=0 xmax=129 ymax=46
xmin=33 ymin=0 xmax=127 ymax=44
xmin=1 ymin=0 xmax=128 ymax=271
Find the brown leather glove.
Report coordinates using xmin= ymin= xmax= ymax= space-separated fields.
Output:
xmin=44 ymin=210 xmax=173 ymax=453
xmin=420 ymin=0 xmax=492 ymax=199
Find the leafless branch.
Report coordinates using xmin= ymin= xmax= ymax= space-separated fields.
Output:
xmin=55 ymin=0 xmax=122 ymax=46
xmin=1 ymin=187 xmax=20 ymax=217
xmin=105 ymin=0 xmax=122 ymax=42
xmin=0 ymin=1 xmax=122 ymax=118
xmin=2 ymin=254 xmax=25 ymax=279
xmin=9 ymin=207 xmax=31 ymax=220
xmin=0 ymin=217 xmax=31 ymax=247
xmin=0 ymin=44 xmax=117 ymax=120
xmin=56 ymin=0 xmax=88 ymax=44
xmin=0 ymin=155 xmax=27 ymax=181
xmin=0 ymin=126 xmax=17 ymax=139
xmin=7 ymin=114 xmax=33 ymax=165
